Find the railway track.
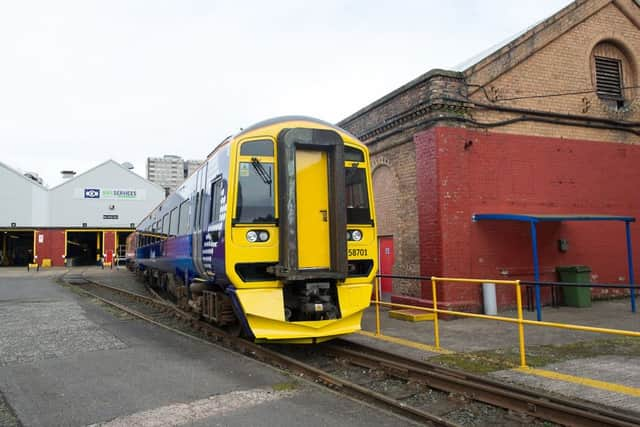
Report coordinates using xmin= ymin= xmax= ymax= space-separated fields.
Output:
xmin=61 ymin=272 xmax=640 ymax=427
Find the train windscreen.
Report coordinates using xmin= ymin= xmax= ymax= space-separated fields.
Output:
xmin=236 ymin=161 xmax=275 ymax=223
xmin=346 ymin=167 xmax=371 ymax=224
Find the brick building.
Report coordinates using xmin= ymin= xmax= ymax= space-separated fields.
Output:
xmin=339 ymin=0 xmax=640 ymax=311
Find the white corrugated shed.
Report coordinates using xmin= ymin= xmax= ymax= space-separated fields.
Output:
xmin=0 ymin=159 xmax=165 ymax=228
xmin=49 ymin=160 xmax=165 ymax=228
xmin=0 ymin=161 xmax=49 ymax=227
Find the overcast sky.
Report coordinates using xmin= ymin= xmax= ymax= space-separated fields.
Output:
xmin=2 ymin=0 xmax=571 ymax=187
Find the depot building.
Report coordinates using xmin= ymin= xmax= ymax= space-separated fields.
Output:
xmin=0 ymin=160 xmax=165 ymax=267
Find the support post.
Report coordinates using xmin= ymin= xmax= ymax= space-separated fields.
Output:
xmin=530 ymin=221 xmax=542 ymax=321
xmin=625 ymin=221 xmax=636 ymax=313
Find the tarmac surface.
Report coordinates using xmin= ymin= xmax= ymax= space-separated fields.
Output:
xmin=0 ymin=267 xmax=415 ymax=427
xmin=2 ymin=266 xmax=640 ymax=425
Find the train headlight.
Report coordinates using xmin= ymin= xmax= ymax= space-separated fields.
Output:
xmin=246 ymin=230 xmax=270 ymax=243
xmin=347 ymin=229 xmax=363 ymax=241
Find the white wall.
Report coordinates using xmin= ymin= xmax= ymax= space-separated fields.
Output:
xmin=49 ymin=161 xmax=165 ymax=228
xmin=0 ymin=163 xmax=47 ymax=227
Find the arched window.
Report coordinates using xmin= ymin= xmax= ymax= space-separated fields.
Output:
xmin=591 ymin=41 xmax=635 ymax=106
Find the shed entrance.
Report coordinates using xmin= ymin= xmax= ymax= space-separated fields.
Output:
xmin=0 ymin=230 xmax=34 ymax=266
xmin=66 ymin=231 xmax=102 ymax=266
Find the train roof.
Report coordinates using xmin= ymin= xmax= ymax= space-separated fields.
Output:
xmin=236 ymin=116 xmax=362 ymax=145
xmin=205 ymin=115 xmax=365 ymax=162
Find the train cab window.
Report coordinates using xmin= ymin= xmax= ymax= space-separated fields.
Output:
xmin=236 ymin=140 xmax=275 ymax=224
xmin=169 ymin=208 xmax=179 ymax=236
xmin=345 ymin=146 xmax=365 ymax=162
xmin=178 ymin=200 xmax=190 ymax=235
xmin=240 ymin=139 xmax=274 ymax=156
xmin=346 ymin=165 xmax=371 ymax=224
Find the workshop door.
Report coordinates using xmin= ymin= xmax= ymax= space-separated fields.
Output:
xmin=378 ymin=236 xmax=394 ymax=293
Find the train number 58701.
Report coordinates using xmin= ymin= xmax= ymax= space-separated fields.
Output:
xmin=348 ymin=248 xmax=368 ymax=257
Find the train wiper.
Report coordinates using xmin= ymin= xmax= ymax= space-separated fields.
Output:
xmin=251 ymin=157 xmax=272 ymax=185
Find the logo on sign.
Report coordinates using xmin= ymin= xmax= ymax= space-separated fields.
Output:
xmin=84 ymin=189 xmax=100 ymax=198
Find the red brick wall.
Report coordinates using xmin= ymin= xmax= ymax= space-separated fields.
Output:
xmin=416 ymin=126 xmax=640 ymax=309
xmin=415 ymin=129 xmax=443 ymax=300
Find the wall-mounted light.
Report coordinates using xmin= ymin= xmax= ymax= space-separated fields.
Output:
xmin=558 ymin=239 xmax=569 ymax=252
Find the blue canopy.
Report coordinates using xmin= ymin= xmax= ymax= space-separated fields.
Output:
xmin=473 ymin=213 xmax=635 ymax=223
xmin=473 ymin=213 xmax=636 ymax=320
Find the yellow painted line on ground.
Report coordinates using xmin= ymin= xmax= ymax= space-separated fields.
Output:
xmin=356 ymin=330 xmax=453 ymax=354
xmin=516 ymin=367 xmax=640 ymax=397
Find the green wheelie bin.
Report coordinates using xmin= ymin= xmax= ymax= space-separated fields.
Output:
xmin=556 ymin=265 xmax=592 ymax=308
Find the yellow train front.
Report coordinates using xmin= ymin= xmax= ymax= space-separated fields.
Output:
xmin=134 ymin=116 xmax=377 ymax=343
xmin=225 ymin=117 xmax=377 ymax=343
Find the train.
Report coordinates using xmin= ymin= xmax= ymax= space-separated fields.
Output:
xmin=127 ymin=116 xmax=377 ymax=343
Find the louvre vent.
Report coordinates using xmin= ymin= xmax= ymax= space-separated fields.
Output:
xmin=595 ymin=56 xmax=623 ymax=100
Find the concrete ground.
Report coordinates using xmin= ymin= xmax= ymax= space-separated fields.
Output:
xmin=354 ymin=291 xmax=640 ymax=415
xmin=0 ymin=268 xmax=414 ymax=427
xmin=360 ymin=297 xmax=640 ymax=352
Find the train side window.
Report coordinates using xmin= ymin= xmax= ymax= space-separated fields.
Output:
xmin=196 ymin=189 xmax=205 ymax=229
xmin=162 ymin=214 xmax=169 ymax=235
xmin=193 ymin=192 xmax=200 ymax=230
xmin=178 ymin=200 xmax=190 ymax=235
xmin=169 ymin=208 xmax=179 ymax=236
xmin=209 ymin=179 xmax=223 ymax=223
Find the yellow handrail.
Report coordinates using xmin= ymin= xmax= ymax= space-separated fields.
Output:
xmin=370 ymin=275 xmax=640 ymax=369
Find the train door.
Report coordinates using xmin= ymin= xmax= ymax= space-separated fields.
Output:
xmin=295 ymin=150 xmax=330 ymax=269
xmin=378 ymin=236 xmax=394 ymax=294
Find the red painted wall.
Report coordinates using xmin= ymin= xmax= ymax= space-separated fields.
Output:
xmin=415 ymin=126 xmax=640 ymax=310
xmin=35 ymin=229 xmax=66 ymax=267
xmin=103 ymin=231 xmax=115 ymax=261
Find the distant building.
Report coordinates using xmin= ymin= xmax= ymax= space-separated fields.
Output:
xmin=0 ymin=160 xmax=165 ymax=267
xmin=147 ymin=155 xmax=203 ymax=196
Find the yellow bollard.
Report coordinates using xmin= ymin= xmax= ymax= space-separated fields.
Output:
xmin=374 ymin=277 xmax=381 ymax=336
xmin=431 ymin=277 xmax=440 ymax=349
xmin=515 ymin=280 xmax=528 ymax=368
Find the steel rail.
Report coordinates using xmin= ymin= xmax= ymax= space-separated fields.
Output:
xmin=61 ymin=274 xmax=458 ymax=427
xmin=327 ymin=339 xmax=640 ymax=427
